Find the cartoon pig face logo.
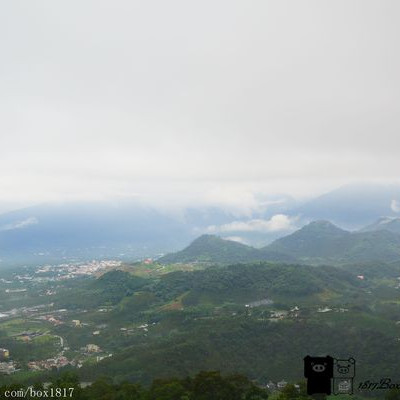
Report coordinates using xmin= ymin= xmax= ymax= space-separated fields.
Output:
xmin=337 ymin=365 xmax=349 ymax=374
xmin=334 ymin=358 xmax=355 ymax=378
xmin=304 ymin=355 xmax=334 ymax=380
xmin=312 ymin=363 xmax=326 ymax=373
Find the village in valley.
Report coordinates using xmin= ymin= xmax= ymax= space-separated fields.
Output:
xmin=0 ymin=260 xmax=120 ymax=376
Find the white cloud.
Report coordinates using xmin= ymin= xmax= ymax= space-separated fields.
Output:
xmin=224 ymin=236 xmax=248 ymax=245
xmin=208 ymin=214 xmax=298 ymax=234
xmin=391 ymin=200 xmax=400 ymax=213
xmin=0 ymin=217 xmax=38 ymax=231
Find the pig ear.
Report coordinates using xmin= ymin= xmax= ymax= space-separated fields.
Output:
xmin=349 ymin=358 xmax=355 ymax=364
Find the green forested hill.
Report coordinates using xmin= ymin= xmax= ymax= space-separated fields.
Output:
xmin=80 ymin=316 xmax=400 ymax=384
xmin=159 ymin=221 xmax=400 ymax=266
xmin=159 ymin=234 xmax=259 ymax=264
xmin=70 ymin=263 xmax=400 ymax=384
xmin=264 ymin=221 xmax=400 ymax=264
xmin=159 ymin=234 xmax=294 ymax=264
xmin=53 ymin=263 xmax=362 ymax=310
xmin=154 ymin=263 xmax=362 ymax=306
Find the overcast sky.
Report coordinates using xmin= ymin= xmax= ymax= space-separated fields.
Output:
xmin=0 ymin=1 xmax=399 ymax=213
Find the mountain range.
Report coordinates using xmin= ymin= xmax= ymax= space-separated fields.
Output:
xmin=0 ymin=182 xmax=399 ymax=265
xmin=160 ymin=219 xmax=400 ymax=266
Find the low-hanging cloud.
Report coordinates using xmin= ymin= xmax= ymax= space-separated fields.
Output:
xmin=391 ymin=200 xmax=400 ymax=213
xmin=224 ymin=236 xmax=248 ymax=245
xmin=207 ymin=214 xmax=298 ymax=234
xmin=0 ymin=217 xmax=38 ymax=232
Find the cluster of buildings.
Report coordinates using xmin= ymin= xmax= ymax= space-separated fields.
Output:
xmin=265 ymin=381 xmax=300 ymax=391
xmin=26 ymin=342 xmax=110 ymax=372
xmin=34 ymin=260 xmax=122 ymax=281
xmin=317 ymin=307 xmax=349 ymax=313
xmin=246 ymin=303 xmax=351 ymax=320
xmin=0 ymin=361 xmax=17 ymax=374
xmin=2 ymin=260 xmax=124 ymax=291
xmin=266 ymin=307 xmax=300 ymax=320
xmin=120 ymin=323 xmax=158 ymax=335
xmin=245 ymin=298 xmax=274 ymax=308
xmin=96 ymin=354 xmax=113 ymax=362
xmin=0 ymin=260 xmax=125 ymax=376
xmin=1 ymin=303 xmax=54 ymax=321
xmin=83 ymin=344 xmax=101 ymax=353
xmin=14 ymin=331 xmax=43 ymax=342
xmin=27 ymin=356 xmax=71 ymax=371
xmin=35 ymin=313 xmax=65 ymax=326
xmin=72 ymin=319 xmax=90 ymax=328
xmin=0 ymin=348 xmax=15 ymax=374
xmin=243 ymin=302 xmax=301 ymax=321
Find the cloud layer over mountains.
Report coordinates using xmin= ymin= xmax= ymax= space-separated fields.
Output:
xmin=1 ymin=1 xmax=400 ymax=212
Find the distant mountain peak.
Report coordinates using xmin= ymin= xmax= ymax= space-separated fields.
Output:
xmin=159 ymin=233 xmax=296 ymax=264
xmin=188 ymin=234 xmax=249 ymax=248
xmin=193 ymin=234 xmax=223 ymax=242
xmin=360 ymin=216 xmax=400 ymax=234
xmin=307 ymin=220 xmax=340 ymax=227
xmin=158 ymin=234 xmax=259 ymax=264
xmin=298 ymin=220 xmax=348 ymax=234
